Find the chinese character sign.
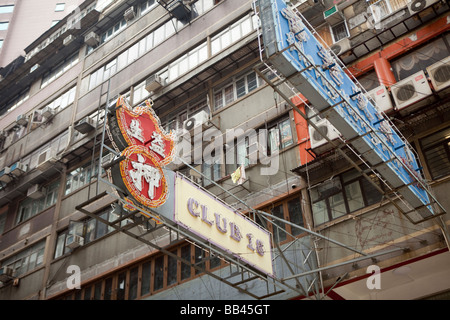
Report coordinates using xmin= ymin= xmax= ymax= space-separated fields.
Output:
xmin=115 ymin=96 xmax=175 ymax=165
xmin=120 ymin=145 xmax=169 ymax=208
xmin=107 ymin=96 xmax=175 ymax=208
xmin=259 ymin=0 xmax=433 ymax=216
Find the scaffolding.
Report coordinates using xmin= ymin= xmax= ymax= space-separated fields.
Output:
xmin=71 ymin=1 xmax=447 ymax=300
xmin=76 ymin=84 xmax=409 ymax=299
xmin=80 ymin=78 xmax=323 ymax=300
xmin=253 ymin=0 xmax=447 ymax=225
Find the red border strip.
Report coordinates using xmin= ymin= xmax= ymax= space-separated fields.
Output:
xmin=347 ymin=15 xmax=450 ymax=77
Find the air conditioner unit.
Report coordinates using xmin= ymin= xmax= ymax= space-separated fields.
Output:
xmin=324 ymin=5 xmax=344 ymax=25
xmin=0 ymin=266 xmax=14 ymax=283
xmin=66 ymin=234 xmax=84 ymax=250
xmin=366 ymin=85 xmax=394 ymax=114
xmin=74 ymin=116 xmax=96 ymax=134
xmin=31 ymin=110 xmax=44 ymax=129
xmin=426 ymin=56 xmax=450 ymax=93
xmin=183 ymin=110 xmax=209 ymax=131
xmin=306 ymin=106 xmax=323 ymax=124
xmin=0 ymin=166 xmax=11 ymax=183
xmin=330 ymin=37 xmax=351 ymax=56
xmin=309 ymin=118 xmax=340 ymax=152
xmin=390 ymin=70 xmax=432 ymax=113
xmin=101 ymin=153 xmax=115 ymax=169
xmin=37 ymin=148 xmax=57 ymax=171
xmin=10 ymin=161 xmax=27 ymax=177
xmin=145 ymin=74 xmax=164 ymax=92
xmin=41 ymin=106 xmax=56 ymax=118
xmin=27 ymin=184 xmax=46 ymax=199
xmin=124 ymin=6 xmax=135 ymax=21
xmin=168 ymin=0 xmax=191 ymax=21
xmin=16 ymin=114 xmax=28 ymax=126
xmin=63 ymin=35 xmax=75 ymax=46
xmin=408 ymin=0 xmax=439 ymax=15
xmin=84 ymin=31 xmax=99 ymax=46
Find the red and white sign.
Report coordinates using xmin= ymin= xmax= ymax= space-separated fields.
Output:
xmin=108 ymin=96 xmax=175 ymax=208
xmin=119 ymin=145 xmax=169 ymax=208
xmin=114 ymin=96 xmax=175 ymax=165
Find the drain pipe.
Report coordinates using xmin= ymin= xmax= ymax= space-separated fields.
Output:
xmin=373 ymin=57 xmax=396 ymax=87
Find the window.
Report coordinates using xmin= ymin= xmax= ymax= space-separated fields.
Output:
xmin=42 ymin=86 xmax=76 ymax=114
xmin=0 ymin=21 xmax=9 ymax=30
xmin=57 ymin=241 xmax=224 ymax=299
xmin=258 ymin=196 xmax=305 ymax=244
xmin=1 ymin=241 xmax=45 ymax=278
xmin=267 ymin=117 xmax=294 ymax=155
xmin=214 ymin=84 xmax=227 ymax=110
xmin=141 ymin=0 xmax=156 ymax=15
xmin=153 ymin=255 xmax=164 ymax=291
xmin=0 ymin=212 xmax=6 ymax=235
xmin=388 ymin=0 xmax=410 ymax=11
xmin=87 ymin=7 xmax=251 ymax=101
xmin=83 ymin=285 xmax=92 ymax=300
xmin=391 ymin=37 xmax=450 ymax=81
xmin=202 ymin=161 xmax=221 ymax=187
xmin=167 ymin=42 xmax=208 ymax=82
xmin=16 ymin=180 xmax=60 ymax=225
xmin=141 ymin=261 xmax=151 ymax=296
xmin=1 ymin=88 xmax=29 ymax=116
xmin=117 ymin=271 xmax=127 ymax=300
xmin=310 ymin=169 xmax=384 ymax=226
xmin=213 ymin=70 xmax=265 ymax=111
xmin=236 ymin=72 xmax=258 ymax=98
xmin=180 ymin=244 xmax=191 ymax=281
xmin=132 ymin=80 xmax=151 ymax=105
xmin=368 ymin=0 xmax=411 ymax=22
xmin=330 ymin=20 xmax=349 ymax=43
xmin=54 ymin=204 xmax=135 ymax=259
xmin=89 ymin=58 xmax=118 ymax=90
xmin=162 ymin=98 xmax=209 ymax=132
xmin=100 ymin=17 xmax=127 ymax=44
xmin=128 ymin=266 xmax=139 ymax=300
xmin=225 ymin=135 xmax=252 ymax=176
xmin=104 ymin=277 xmax=113 ymax=300
xmin=55 ymin=3 xmax=65 ymax=12
xmin=65 ymin=160 xmax=100 ymax=195
xmin=162 ymin=95 xmax=210 ymax=132
xmin=420 ymin=127 xmax=450 ymax=180
xmin=211 ymin=14 xmax=256 ymax=56
xmin=369 ymin=0 xmax=391 ymax=21
xmin=0 ymin=5 xmax=14 ymax=14
xmin=41 ymin=53 xmax=79 ymax=88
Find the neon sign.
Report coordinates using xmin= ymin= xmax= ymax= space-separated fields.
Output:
xmin=107 ymin=96 xmax=175 ymax=209
xmin=259 ymin=0 xmax=433 ymax=217
xmin=174 ymin=175 xmax=274 ymax=276
xmin=106 ymin=99 xmax=274 ymax=275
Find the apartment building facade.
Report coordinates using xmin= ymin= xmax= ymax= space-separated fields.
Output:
xmin=0 ymin=0 xmax=86 ymax=68
xmin=0 ymin=0 xmax=448 ymax=300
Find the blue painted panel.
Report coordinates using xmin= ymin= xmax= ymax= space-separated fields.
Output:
xmin=261 ymin=0 xmax=432 ymax=216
